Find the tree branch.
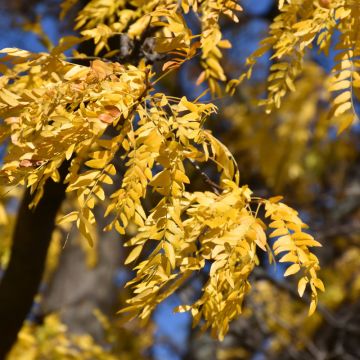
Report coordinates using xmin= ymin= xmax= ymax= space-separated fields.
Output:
xmin=188 ymin=159 xmax=222 ymax=195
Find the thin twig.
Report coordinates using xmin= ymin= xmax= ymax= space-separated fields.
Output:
xmin=187 ymin=159 xmax=222 ymax=194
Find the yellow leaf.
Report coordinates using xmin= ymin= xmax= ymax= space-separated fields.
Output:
xmin=329 ymin=80 xmax=350 ymax=92
xmin=268 ymin=196 xmax=283 ymax=203
xmin=67 ymin=171 xmax=99 ymax=191
xmin=269 ymin=220 xmax=285 ymax=228
xmin=270 ymin=227 xmax=289 ymax=237
xmin=279 ymin=252 xmax=298 ymax=263
xmin=253 ymin=223 xmax=267 ymax=251
xmin=78 ymin=217 xmax=94 ymax=247
xmin=298 ymin=277 xmax=308 ymax=297
xmin=105 ymin=164 xmax=116 ymax=176
xmin=57 ymin=211 xmax=79 ymax=225
xmin=94 ymin=186 xmax=105 ymax=201
xmin=164 ymin=242 xmax=176 ymax=269
xmin=337 ymin=113 xmax=354 ymax=134
xmin=0 ymin=90 xmax=19 ymax=107
xmin=85 ymin=159 xmax=107 ymax=169
xmin=64 ymin=65 xmax=89 ymax=80
xmin=333 ymin=91 xmax=351 ymax=105
xmin=174 ymin=170 xmax=190 ymax=184
xmin=150 ymin=170 xmax=171 ymax=187
xmin=125 ymin=245 xmax=143 ymax=264
xmin=284 ymin=263 xmax=301 ymax=277
xmin=115 ymin=221 xmax=125 ymax=235
xmin=308 ymin=298 xmax=317 ymax=316
xmin=65 ymin=143 xmax=76 ymax=160
xmin=334 ymin=101 xmax=352 ymax=117
xmin=291 ymin=232 xmax=314 ymax=241
xmin=312 ymin=278 xmax=325 ymax=292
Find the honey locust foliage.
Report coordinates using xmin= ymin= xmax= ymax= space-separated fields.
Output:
xmin=6 ymin=313 xmax=154 ymax=360
xmin=231 ymin=0 xmax=360 ymax=133
xmin=7 ymin=0 xmax=360 ymax=341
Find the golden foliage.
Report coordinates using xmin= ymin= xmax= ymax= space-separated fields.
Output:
xmin=7 ymin=314 xmax=118 ymax=360
xmin=7 ymin=313 xmax=153 ymax=360
xmin=7 ymin=0 xmax=360 ymax=343
xmin=231 ymin=0 xmax=360 ymax=133
xmin=60 ymin=0 xmax=242 ymax=93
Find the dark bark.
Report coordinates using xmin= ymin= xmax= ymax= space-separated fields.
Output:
xmin=0 ymin=163 xmax=67 ymax=359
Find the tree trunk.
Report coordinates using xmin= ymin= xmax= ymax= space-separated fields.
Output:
xmin=40 ymin=224 xmax=122 ymax=343
xmin=0 ymin=164 xmax=67 ymax=359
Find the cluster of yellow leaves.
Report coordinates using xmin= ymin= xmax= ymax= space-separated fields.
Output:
xmin=230 ymin=0 xmax=360 ymax=132
xmin=122 ymin=182 xmax=257 ymax=338
xmin=264 ymin=199 xmax=323 ymax=314
xmin=182 ymin=184 xmax=264 ymax=340
xmin=195 ymin=0 xmax=242 ymax=94
xmin=7 ymin=314 xmax=118 ymax=360
xmin=61 ymin=0 xmax=242 ymax=93
xmin=224 ymin=62 xmax=358 ymax=196
xmin=119 ymin=174 xmax=322 ymax=340
xmin=0 ymin=48 xmax=149 ymax=244
xmin=326 ymin=17 xmax=360 ymax=133
xmin=8 ymin=312 xmax=154 ymax=360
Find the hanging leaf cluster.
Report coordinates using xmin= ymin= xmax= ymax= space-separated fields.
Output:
xmin=231 ymin=0 xmax=360 ymax=133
